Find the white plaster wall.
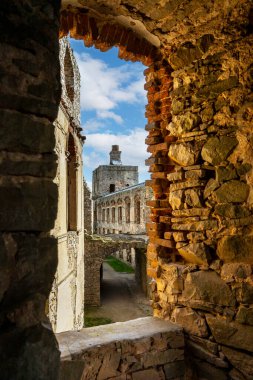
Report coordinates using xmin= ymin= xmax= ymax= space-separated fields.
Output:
xmin=50 ymin=105 xmax=84 ymax=333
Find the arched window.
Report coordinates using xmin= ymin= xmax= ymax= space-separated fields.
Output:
xmin=112 ymin=207 xmax=115 ymax=223
xmin=134 ymin=196 xmax=141 ymax=224
xmin=64 ymin=48 xmax=75 ymax=103
xmin=117 ymin=199 xmax=122 ymax=224
xmin=97 ymin=205 xmax=102 ymax=222
xmin=125 ymin=197 xmax=131 ymax=224
xmin=67 ymin=133 xmax=77 ymax=231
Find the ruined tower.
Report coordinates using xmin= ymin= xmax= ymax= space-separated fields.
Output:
xmin=109 ymin=145 xmax=122 ymax=165
xmin=92 ymin=145 xmax=138 ymax=199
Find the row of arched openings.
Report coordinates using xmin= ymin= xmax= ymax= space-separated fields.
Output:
xmin=98 ymin=195 xmax=141 ymax=224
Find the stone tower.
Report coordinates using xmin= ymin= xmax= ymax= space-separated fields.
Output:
xmin=92 ymin=145 xmax=138 ymax=199
xmin=109 ymin=145 xmax=122 ymax=165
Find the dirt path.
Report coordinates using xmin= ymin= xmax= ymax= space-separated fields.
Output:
xmin=85 ymin=262 xmax=152 ymax=323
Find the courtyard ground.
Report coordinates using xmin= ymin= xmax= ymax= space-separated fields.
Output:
xmin=85 ymin=262 xmax=152 ymax=326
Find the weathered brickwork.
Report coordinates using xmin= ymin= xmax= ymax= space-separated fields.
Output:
xmin=57 ymin=317 xmax=185 ymax=380
xmin=143 ymin=5 xmax=253 ymax=378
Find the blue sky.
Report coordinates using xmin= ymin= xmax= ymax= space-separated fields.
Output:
xmin=70 ymin=39 xmax=150 ymax=189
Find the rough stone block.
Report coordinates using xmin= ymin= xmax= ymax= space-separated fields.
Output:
xmin=169 ymin=190 xmax=184 ymax=210
xmin=217 ymin=235 xmax=253 ymax=263
xmin=201 ymin=136 xmax=238 ymax=165
xmin=191 ymin=358 xmax=228 ymax=380
xmin=171 ymin=307 xmax=208 ymax=337
xmin=163 ymin=361 xmax=185 ymax=379
xmin=143 ymin=348 xmax=184 ymax=368
xmin=132 ymin=368 xmax=162 ymax=380
xmin=238 ymin=282 xmax=253 ymax=304
xmin=182 ymin=271 xmax=235 ymax=307
xmin=222 ymin=346 xmax=253 ymax=378
xmin=221 ymin=263 xmax=251 ymax=281
xmin=97 ymin=352 xmax=121 ymax=379
xmin=214 ymin=180 xmax=249 ymax=203
xmin=168 ymin=143 xmax=197 ymax=167
xmin=214 ymin=204 xmax=250 ymax=218
xmin=206 ymin=316 xmax=253 ymax=352
xmin=216 ymin=165 xmax=237 ymax=182
xmin=186 ymin=339 xmax=228 ymax=369
xmin=178 ymin=242 xmax=211 ymax=265
xmin=184 ymin=189 xmax=203 ymax=207
xmin=236 ymin=306 xmax=253 ymax=326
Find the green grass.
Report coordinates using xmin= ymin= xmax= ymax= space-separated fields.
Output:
xmin=84 ymin=316 xmax=113 ymax=327
xmin=105 ymin=256 xmax=134 ymax=273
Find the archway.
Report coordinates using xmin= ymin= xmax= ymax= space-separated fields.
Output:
xmin=1 ymin=2 xmax=253 ymax=379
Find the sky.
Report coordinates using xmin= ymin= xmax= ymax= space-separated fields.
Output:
xmin=69 ymin=39 xmax=150 ymax=190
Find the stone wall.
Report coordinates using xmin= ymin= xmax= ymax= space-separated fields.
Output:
xmin=0 ymin=1 xmax=61 ymax=378
xmin=57 ymin=317 xmax=185 ymax=380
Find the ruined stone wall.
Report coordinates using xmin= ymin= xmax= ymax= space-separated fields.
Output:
xmin=94 ymin=183 xmax=152 ymax=235
xmin=60 ymin=4 xmax=253 ymax=376
xmin=57 ymin=317 xmax=185 ymax=380
xmin=144 ymin=4 xmax=253 ymax=379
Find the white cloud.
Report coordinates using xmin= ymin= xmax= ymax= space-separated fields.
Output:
xmin=97 ymin=110 xmax=123 ymax=124
xmin=82 ymin=118 xmax=105 ymax=132
xmin=74 ymin=52 xmax=145 ymax=124
xmin=84 ymin=128 xmax=149 ymax=179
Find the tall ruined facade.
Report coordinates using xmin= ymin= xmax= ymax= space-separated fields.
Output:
xmin=0 ymin=0 xmax=252 ymax=379
xmin=49 ymin=38 xmax=85 ymax=333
